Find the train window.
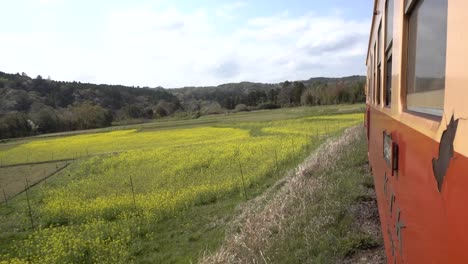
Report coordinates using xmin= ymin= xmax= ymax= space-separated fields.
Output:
xmin=377 ymin=23 xmax=381 ymax=65
xmin=370 ymin=54 xmax=374 ymax=104
xmin=377 ymin=22 xmax=382 ymax=105
xmin=386 ymin=0 xmax=393 ymax=49
xmin=406 ymin=0 xmax=447 ymax=116
xmin=367 ymin=65 xmax=372 ymax=103
xmin=368 ymin=77 xmax=371 ymax=103
xmin=377 ymin=65 xmax=381 ymax=105
xmin=373 ymin=42 xmax=377 ymax=104
xmin=385 ymin=54 xmax=392 ymax=107
xmin=384 ymin=0 xmax=393 ymax=107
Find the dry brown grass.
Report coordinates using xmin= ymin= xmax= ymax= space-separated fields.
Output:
xmin=0 ymin=161 xmax=69 ymax=203
xmin=200 ymin=125 xmax=364 ymax=264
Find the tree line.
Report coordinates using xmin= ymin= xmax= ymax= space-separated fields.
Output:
xmin=0 ymin=72 xmax=180 ymax=139
xmin=0 ymin=71 xmax=365 ymax=139
xmin=170 ymin=76 xmax=365 ymax=114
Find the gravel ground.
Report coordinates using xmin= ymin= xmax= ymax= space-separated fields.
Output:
xmin=340 ymin=164 xmax=386 ymax=264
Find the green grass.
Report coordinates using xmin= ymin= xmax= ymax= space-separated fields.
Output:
xmin=265 ymin=127 xmax=380 ymax=264
xmin=0 ymin=104 xmax=364 ymax=150
xmin=0 ymin=140 xmax=308 ymax=264
xmin=0 ymin=104 xmax=365 ymax=264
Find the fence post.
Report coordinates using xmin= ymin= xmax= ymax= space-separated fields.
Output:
xmin=130 ymin=174 xmax=137 ymax=210
xmin=25 ymin=178 xmax=34 ymax=229
xmin=237 ymin=159 xmax=248 ymax=200
xmin=274 ymin=149 xmax=279 ymax=177
xmin=1 ymin=185 xmax=7 ymax=206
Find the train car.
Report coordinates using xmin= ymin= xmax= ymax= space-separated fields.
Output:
xmin=365 ymin=0 xmax=468 ymax=263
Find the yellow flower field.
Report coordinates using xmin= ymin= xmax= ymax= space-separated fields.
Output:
xmin=0 ymin=112 xmax=363 ymax=263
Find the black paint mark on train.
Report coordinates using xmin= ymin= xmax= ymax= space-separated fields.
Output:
xmin=432 ymin=115 xmax=459 ymax=192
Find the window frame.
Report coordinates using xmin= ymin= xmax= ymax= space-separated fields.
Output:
xmin=385 ymin=51 xmax=392 ymax=107
xmin=404 ymin=0 xmax=447 ymax=117
xmin=370 ymin=54 xmax=374 ymax=104
xmin=404 ymin=0 xmax=418 ymax=15
xmin=377 ymin=64 xmax=382 ymax=105
xmin=376 ymin=21 xmax=382 ymax=106
xmin=385 ymin=0 xmax=394 ymax=51
xmin=373 ymin=42 xmax=377 ymax=104
xmin=384 ymin=0 xmax=394 ymax=108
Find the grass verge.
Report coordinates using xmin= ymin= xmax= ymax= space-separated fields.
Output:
xmin=201 ymin=125 xmax=384 ymax=264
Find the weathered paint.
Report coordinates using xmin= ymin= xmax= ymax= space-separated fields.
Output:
xmin=367 ymin=1 xmax=468 ymax=261
xmin=432 ymin=116 xmax=458 ymax=192
xmin=367 ymin=106 xmax=468 ymax=263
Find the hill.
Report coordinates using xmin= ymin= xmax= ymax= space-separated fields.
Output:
xmin=0 ymin=72 xmax=180 ymax=138
xmin=0 ymin=71 xmax=365 ymax=139
xmin=169 ymin=75 xmax=365 ymax=113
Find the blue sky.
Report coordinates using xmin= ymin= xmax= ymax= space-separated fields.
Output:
xmin=0 ymin=0 xmax=373 ymax=87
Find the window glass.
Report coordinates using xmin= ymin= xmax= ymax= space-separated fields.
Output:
xmin=406 ymin=0 xmax=447 ymax=115
xmin=384 ymin=0 xmax=394 ymax=108
xmin=368 ymin=78 xmax=371 ymax=102
xmin=385 ymin=56 xmax=392 ymax=106
xmin=377 ymin=65 xmax=381 ymax=105
xmin=374 ymin=43 xmax=377 ymax=104
xmin=370 ymin=55 xmax=374 ymax=103
xmin=386 ymin=0 xmax=394 ymax=48
xmin=367 ymin=66 xmax=371 ymax=103
xmin=378 ymin=23 xmax=382 ymax=63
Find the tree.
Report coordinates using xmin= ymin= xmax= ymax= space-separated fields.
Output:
xmin=70 ymin=102 xmax=112 ymax=129
xmin=337 ymin=89 xmax=351 ymax=103
xmin=278 ymin=81 xmax=293 ymax=106
xmin=0 ymin=113 xmax=30 ymax=138
xmin=267 ymin=89 xmax=278 ymax=104
xmin=32 ymin=75 xmax=51 ymax=95
xmin=15 ymin=92 xmax=32 ymax=111
xmin=234 ymin=104 xmax=248 ymax=112
xmin=291 ymin=81 xmax=305 ymax=105
xmin=125 ymin=105 xmax=144 ymax=119
xmin=143 ymin=108 xmax=154 ymax=118
xmin=56 ymin=85 xmax=75 ymax=107
xmin=154 ymin=101 xmax=170 ymax=117
xmin=35 ymin=108 xmax=59 ymax=133
xmin=201 ymin=101 xmax=223 ymax=115
xmin=301 ymin=88 xmax=317 ymax=106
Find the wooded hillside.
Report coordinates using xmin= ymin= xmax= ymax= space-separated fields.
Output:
xmin=170 ymin=75 xmax=365 ymax=114
xmin=0 ymin=71 xmax=365 ymax=139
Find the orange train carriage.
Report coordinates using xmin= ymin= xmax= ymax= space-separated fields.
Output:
xmin=365 ymin=0 xmax=468 ymax=263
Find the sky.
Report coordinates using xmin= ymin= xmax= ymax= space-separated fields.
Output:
xmin=0 ymin=0 xmax=373 ymax=88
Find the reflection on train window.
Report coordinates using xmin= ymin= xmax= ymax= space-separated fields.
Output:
xmin=377 ymin=23 xmax=381 ymax=66
xmin=406 ymin=0 xmax=447 ymax=116
xmin=370 ymin=55 xmax=374 ymax=104
xmin=368 ymin=67 xmax=372 ymax=103
xmin=386 ymin=0 xmax=393 ymax=49
xmin=377 ymin=65 xmax=381 ymax=105
xmin=384 ymin=0 xmax=393 ymax=107
xmin=373 ymin=42 xmax=377 ymax=104
xmin=377 ymin=22 xmax=382 ymax=105
xmin=385 ymin=55 xmax=392 ymax=107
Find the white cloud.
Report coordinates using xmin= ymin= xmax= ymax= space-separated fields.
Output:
xmin=215 ymin=1 xmax=247 ymax=20
xmin=0 ymin=5 xmax=370 ymax=87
